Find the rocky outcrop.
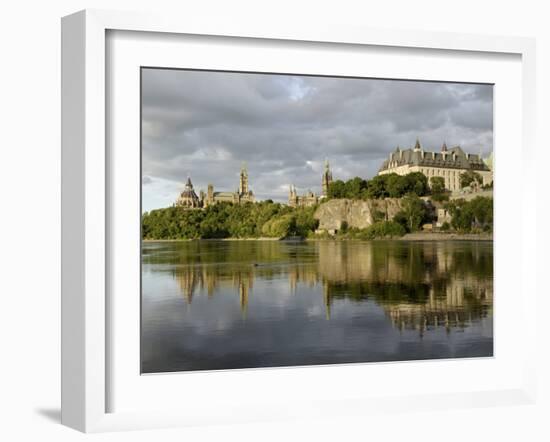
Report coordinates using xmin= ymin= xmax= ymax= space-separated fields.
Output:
xmin=314 ymin=198 xmax=404 ymax=232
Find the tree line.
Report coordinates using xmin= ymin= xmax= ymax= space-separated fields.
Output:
xmin=141 ymin=201 xmax=320 ymax=240
xmin=326 ymin=170 xmax=487 ymax=201
xmin=327 ymin=172 xmax=434 ymax=200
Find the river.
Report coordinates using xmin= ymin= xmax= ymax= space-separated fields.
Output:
xmin=141 ymin=239 xmax=493 ymax=373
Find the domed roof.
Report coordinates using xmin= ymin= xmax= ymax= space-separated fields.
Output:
xmin=178 ymin=177 xmax=199 ymax=201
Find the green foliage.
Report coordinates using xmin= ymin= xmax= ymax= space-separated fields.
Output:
xmin=430 ymin=176 xmax=445 ymax=194
xmin=293 ymin=205 xmax=320 ymax=236
xmin=404 ymin=172 xmax=429 ymax=197
xmin=440 ymin=221 xmax=451 ymax=231
xmin=394 ymin=194 xmax=428 ymax=232
xmin=327 ymin=172 xmax=429 ymax=201
xmin=340 ymin=221 xmax=349 ymax=233
xmin=262 ymin=214 xmax=296 ymax=238
xmin=429 ymin=176 xmax=449 ymax=202
xmin=327 ymin=179 xmax=347 ymax=198
xmin=431 ymin=192 xmax=449 ymax=202
xmin=338 ymin=221 xmax=406 ymax=240
xmin=327 ymin=177 xmax=368 ymax=199
xmin=364 ymin=175 xmax=389 ymax=199
xmin=142 ymin=201 xmax=319 ymax=240
xmin=446 ymin=197 xmax=493 ymax=232
xmin=386 ymin=174 xmax=409 ymax=198
xmin=460 ymin=170 xmax=483 ymax=188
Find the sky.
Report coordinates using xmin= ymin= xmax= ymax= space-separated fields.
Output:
xmin=141 ymin=68 xmax=493 ymax=212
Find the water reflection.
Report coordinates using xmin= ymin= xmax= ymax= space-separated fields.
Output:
xmin=141 ymin=240 xmax=493 ymax=372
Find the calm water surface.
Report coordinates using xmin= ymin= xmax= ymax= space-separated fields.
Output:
xmin=141 ymin=240 xmax=493 ymax=373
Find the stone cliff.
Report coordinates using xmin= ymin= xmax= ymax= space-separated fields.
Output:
xmin=314 ymin=198 xmax=403 ymax=232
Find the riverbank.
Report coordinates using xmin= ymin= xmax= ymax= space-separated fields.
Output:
xmin=143 ymin=233 xmax=492 ymax=242
xmin=399 ymin=232 xmax=493 ymax=241
xmin=142 ymin=237 xmax=282 ymax=242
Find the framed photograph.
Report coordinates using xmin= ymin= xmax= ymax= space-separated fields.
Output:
xmin=61 ymin=9 xmax=537 ymax=432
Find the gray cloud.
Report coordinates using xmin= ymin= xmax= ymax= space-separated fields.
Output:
xmin=142 ymin=69 xmax=493 ymax=211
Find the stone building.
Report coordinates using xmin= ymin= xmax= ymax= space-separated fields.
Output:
xmin=288 ymin=159 xmax=333 ymax=207
xmin=288 ymin=186 xmax=319 ymax=208
xmin=378 ymin=139 xmax=493 ymax=191
xmin=175 ymin=177 xmax=201 ymax=208
xmin=175 ymin=165 xmax=255 ymax=209
xmin=203 ymin=164 xmax=255 ymax=207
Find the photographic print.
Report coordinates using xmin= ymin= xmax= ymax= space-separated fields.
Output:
xmin=140 ymin=68 xmax=494 ymax=373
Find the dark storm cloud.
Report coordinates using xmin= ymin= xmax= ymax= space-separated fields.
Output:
xmin=141 ymin=69 xmax=493 ymax=210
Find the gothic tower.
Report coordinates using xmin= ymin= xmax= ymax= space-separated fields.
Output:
xmin=322 ymin=159 xmax=333 ymax=197
xmin=206 ymin=183 xmax=214 ymax=206
xmin=239 ymin=163 xmax=249 ymax=195
xmin=288 ymin=184 xmax=297 ymax=207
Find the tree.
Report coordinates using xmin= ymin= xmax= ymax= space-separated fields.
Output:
xmin=404 ymin=172 xmax=429 ymax=196
xmin=344 ymin=177 xmax=368 ymax=199
xmin=430 ymin=176 xmax=445 ymax=194
xmin=460 ymin=170 xmax=483 ymax=188
xmin=327 ymin=180 xmax=347 ymax=199
xmin=366 ymin=175 xmax=389 ymax=199
xmin=394 ymin=194 xmax=427 ymax=232
xmin=266 ymin=214 xmax=296 ymax=238
xmin=469 ymin=196 xmax=493 ymax=230
xmin=386 ymin=173 xmax=408 ymax=198
xmin=445 ymin=197 xmax=492 ymax=232
xmin=429 ymin=176 xmax=448 ymax=202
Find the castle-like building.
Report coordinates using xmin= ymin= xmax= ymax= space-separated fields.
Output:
xmin=175 ymin=177 xmax=202 ymax=208
xmin=175 ymin=165 xmax=255 ymax=209
xmin=378 ymin=139 xmax=493 ymax=191
xmin=288 ymin=159 xmax=333 ymax=207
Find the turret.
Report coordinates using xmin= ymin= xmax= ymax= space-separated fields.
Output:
xmin=239 ymin=162 xmax=249 ymax=195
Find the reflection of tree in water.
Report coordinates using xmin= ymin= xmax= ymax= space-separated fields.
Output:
xmin=317 ymin=241 xmax=493 ymax=333
xmin=152 ymin=240 xmax=492 ymax=332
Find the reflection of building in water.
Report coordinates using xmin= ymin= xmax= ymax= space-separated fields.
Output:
xmin=323 ymin=283 xmax=331 ymax=320
xmin=171 ymin=241 xmax=492 ymax=332
xmin=174 ymin=267 xmax=202 ymax=304
xmin=288 ymin=264 xmax=321 ymax=293
xmin=232 ymin=272 xmax=253 ymax=315
xmin=384 ymin=280 xmax=493 ymax=335
xmin=316 ymin=241 xmax=493 ymax=331
xmin=173 ymin=265 xmax=254 ymax=315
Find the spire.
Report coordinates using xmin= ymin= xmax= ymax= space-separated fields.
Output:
xmin=185 ymin=176 xmax=193 ymax=189
xmin=414 ymin=138 xmax=421 ymax=151
xmin=324 ymin=157 xmax=330 ymax=171
xmin=441 ymin=141 xmax=448 ymax=152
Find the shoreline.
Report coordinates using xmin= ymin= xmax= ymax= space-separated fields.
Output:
xmin=399 ymin=232 xmax=492 ymax=241
xmin=143 ymin=232 xmax=493 ymax=242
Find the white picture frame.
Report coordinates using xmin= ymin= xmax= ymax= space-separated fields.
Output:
xmin=61 ymin=9 xmax=537 ymax=433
